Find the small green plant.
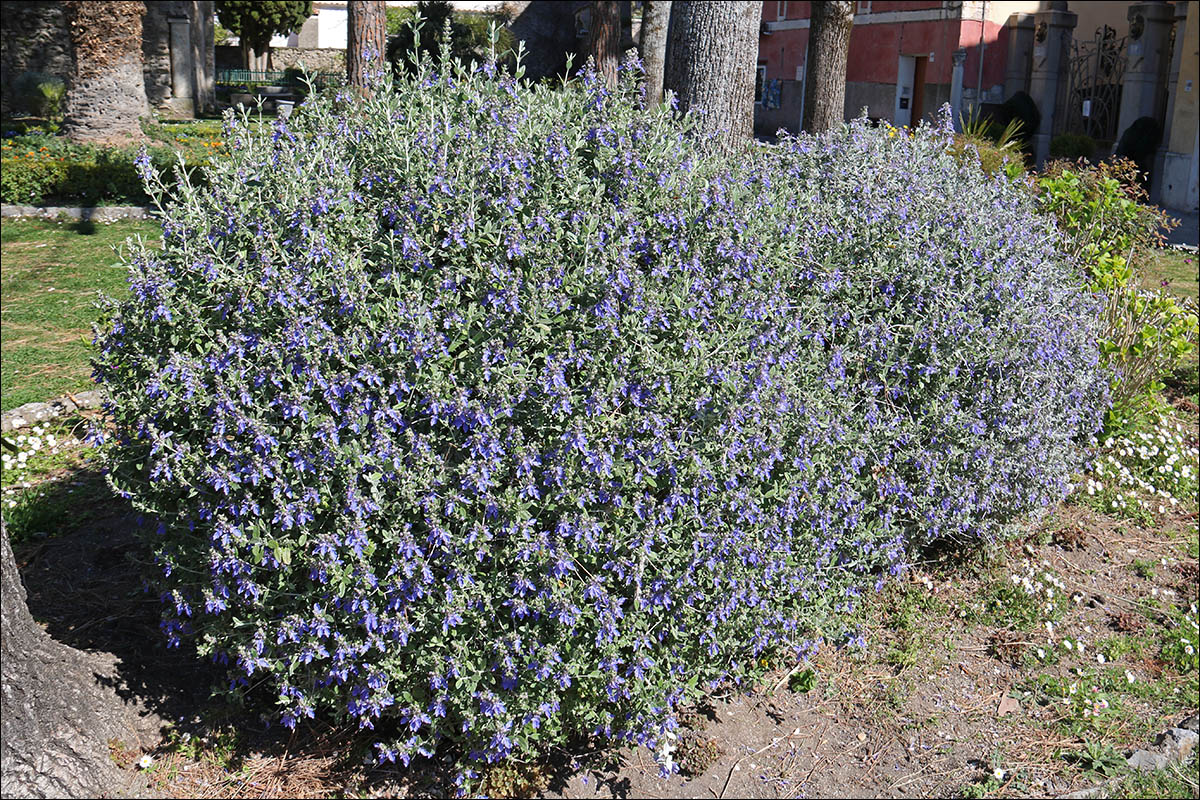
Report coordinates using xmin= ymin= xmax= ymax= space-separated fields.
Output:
xmin=1080 ymin=407 xmax=1200 ymax=518
xmin=1 ymin=420 xmax=98 ymax=546
xmin=11 ymin=71 xmax=66 ymax=120
xmin=1132 ymin=558 xmax=1156 ymax=579
xmin=1160 ymin=604 xmax=1199 ymax=674
xmin=973 ymin=562 xmax=1067 ymax=630
xmin=788 ymin=667 xmax=817 ymax=693
xmin=1064 ymin=740 xmax=1126 ymax=776
xmin=1028 ymin=672 xmax=1121 ymax=733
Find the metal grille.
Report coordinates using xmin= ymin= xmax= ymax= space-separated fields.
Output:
xmin=1057 ymin=27 xmax=1127 ymax=147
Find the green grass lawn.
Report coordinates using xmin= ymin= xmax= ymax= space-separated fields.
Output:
xmin=1142 ymin=247 xmax=1200 ymax=405
xmin=1 ymin=217 xmax=159 ymax=412
xmin=1143 ymin=248 xmax=1198 ymax=301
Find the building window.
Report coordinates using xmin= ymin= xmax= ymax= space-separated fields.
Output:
xmin=755 ymin=64 xmax=767 ymax=103
xmin=776 ymin=1 xmax=788 ymax=20
xmin=857 ymin=1 xmax=871 ymax=13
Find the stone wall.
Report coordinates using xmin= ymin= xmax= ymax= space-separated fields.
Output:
xmin=0 ymin=2 xmax=70 ymax=116
xmin=142 ymin=1 xmax=215 ymax=117
xmin=216 ymin=45 xmax=344 ymax=74
xmin=269 ymin=47 xmax=344 ymax=73
xmin=0 ymin=0 xmax=213 ymax=118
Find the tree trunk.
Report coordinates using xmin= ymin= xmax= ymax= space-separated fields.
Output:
xmin=663 ymin=0 xmax=760 ymax=153
xmin=802 ymin=0 xmax=854 ymax=134
xmin=638 ymin=0 xmax=671 ymax=105
xmin=62 ymin=0 xmax=149 ymax=143
xmin=241 ymin=41 xmax=269 ymax=72
xmin=347 ymin=0 xmax=387 ymax=95
xmin=0 ymin=524 xmax=149 ymax=798
xmin=587 ymin=1 xmax=622 ymax=89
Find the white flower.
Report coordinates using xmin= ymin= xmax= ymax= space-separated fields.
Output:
xmin=137 ymin=754 xmax=154 ymax=770
xmin=1097 ymin=653 xmax=1106 ymax=664
xmin=992 ymin=768 xmax=1007 ymax=781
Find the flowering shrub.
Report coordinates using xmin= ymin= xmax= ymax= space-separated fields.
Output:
xmin=1035 ymin=161 xmax=1199 ymax=421
xmin=94 ymin=48 xmax=1106 ymax=784
xmin=756 ymin=119 xmax=1108 ymax=547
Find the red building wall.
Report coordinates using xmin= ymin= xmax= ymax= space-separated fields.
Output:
xmin=756 ymin=1 xmax=1013 ymax=134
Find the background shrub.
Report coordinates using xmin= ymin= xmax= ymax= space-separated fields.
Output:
xmin=94 ymin=51 xmax=1108 ymax=785
xmin=1114 ymin=116 xmax=1161 ymax=181
xmin=0 ymin=134 xmax=212 ymax=205
xmin=1036 ymin=160 xmax=1198 ymax=421
xmin=996 ymin=91 xmax=1040 ymax=149
xmin=1049 ymin=132 xmax=1097 ymax=162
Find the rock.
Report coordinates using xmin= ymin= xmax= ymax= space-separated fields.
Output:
xmin=72 ymin=390 xmax=104 ymax=410
xmin=1127 ymin=749 xmax=1169 ymax=772
xmin=1 ymin=390 xmax=107 ymax=433
xmin=15 ymin=403 xmax=51 ymax=423
xmin=47 ymin=398 xmax=77 ymax=416
xmin=1155 ymin=727 xmax=1199 ymax=762
xmin=1180 ymin=714 xmax=1199 ymax=733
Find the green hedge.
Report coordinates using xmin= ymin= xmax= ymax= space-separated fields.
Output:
xmin=1 ymin=135 xmax=215 ymax=206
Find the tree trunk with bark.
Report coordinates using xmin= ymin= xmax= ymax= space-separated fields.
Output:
xmin=0 ymin=524 xmax=149 ymax=798
xmin=802 ymin=0 xmax=854 ymax=134
xmin=638 ymin=0 xmax=671 ymax=105
xmin=663 ymin=0 xmax=760 ymax=152
xmin=587 ymin=1 xmax=622 ymax=89
xmin=62 ymin=0 xmax=149 ymax=143
xmin=347 ymin=0 xmax=387 ymax=95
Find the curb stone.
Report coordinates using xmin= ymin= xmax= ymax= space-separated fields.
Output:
xmin=1 ymin=204 xmax=152 ymax=221
xmin=1 ymin=390 xmax=104 ymax=433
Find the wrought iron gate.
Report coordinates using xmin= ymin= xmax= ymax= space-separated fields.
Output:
xmin=1056 ymin=26 xmax=1127 ymax=146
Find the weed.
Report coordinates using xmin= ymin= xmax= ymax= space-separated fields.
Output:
xmin=1064 ymin=740 xmax=1126 ymax=776
xmin=789 ymin=667 xmax=817 ymax=693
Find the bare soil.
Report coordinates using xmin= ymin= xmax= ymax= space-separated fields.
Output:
xmin=11 ymin=466 xmax=1198 ymax=799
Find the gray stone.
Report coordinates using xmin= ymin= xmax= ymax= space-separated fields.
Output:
xmin=270 ymin=47 xmax=345 ymax=74
xmin=16 ymin=403 xmax=51 ymax=423
xmin=1 ymin=390 xmax=106 ymax=434
xmin=1 ymin=205 xmax=150 ymax=221
xmin=1127 ymin=749 xmax=1169 ymax=772
xmin=72 ymin=390 xmax=104 ymax=410
xmin=1155 ymin=727 xmax=1199 ymax=762
xmin=47 ymin=398 xmax=77 ymax=417
xmin=1179 ymin=714 xmax=1199 ymax=733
